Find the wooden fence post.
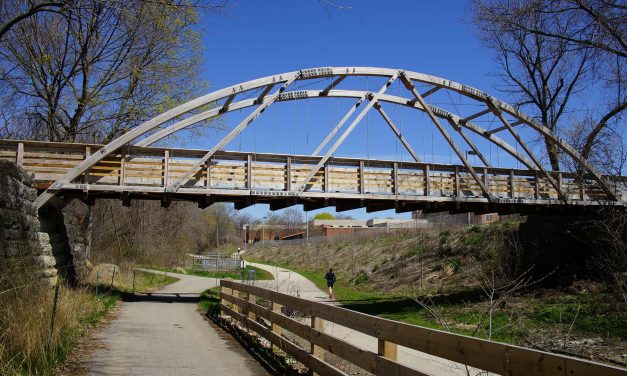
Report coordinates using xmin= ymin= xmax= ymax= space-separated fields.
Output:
xmin=424 ymin=164 xmax=431 ymax=196
xmin=378 ymin=339 xmax=397 ymax=361
xmin=224 ymin=287 xmax=232 ymax=309
xmin=163 ymin=150 xmax=170 ymax=187
xmin=393 ymin=162 xmax=399 ymax=196
xmin=247 ymin=292 xmax=256 ymax=334
xmin=271 ymin=301 xmax=282 ymax=352
xmin=286 ymin=156 xmax=292 ymax=191
xmin=454 ymin=166 xmax=460 ymax=197
xmin=16 ymin=142 xmax=24 ymax=167
xmin=84 ymin=146 xmax=91 ymax=184
xmin=359 ymin=160 xmax=365 ymax=194
xmin=311 ymin=316 xmax=325 ymax=376
xmin=509 ymin=169 xmax=515 ymax=199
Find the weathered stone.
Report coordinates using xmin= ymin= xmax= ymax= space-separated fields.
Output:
xmin=0 ymin=161 xmax=57 ymax=285
xmin=34 ymin=255 xmax=57 ymax=268
xmin=38 ymin=232 xmax=52 ymax=255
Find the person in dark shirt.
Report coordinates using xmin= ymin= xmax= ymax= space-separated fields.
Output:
xmin=324 ymin=268 xmax=336 ymax=300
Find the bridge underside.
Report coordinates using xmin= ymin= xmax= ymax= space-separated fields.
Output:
xmin=2 ymin=140 xmax=624 ymax=215
xmin=54 ymin=190 xmax=618 ymax=215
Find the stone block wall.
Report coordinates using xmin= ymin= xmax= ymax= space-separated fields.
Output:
xmin=0 ymin=160 xmax=57 ymax=283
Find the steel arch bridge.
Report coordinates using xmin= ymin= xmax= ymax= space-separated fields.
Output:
xmin=3 ymin=67 xmax=624 ymax=213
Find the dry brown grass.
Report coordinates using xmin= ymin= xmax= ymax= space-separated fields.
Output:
xmin=246 ymin=221 xmax=524 ymax=295
xmin=0 ymin=257 xmax=121 ymax=376
xmin=0 ymin=282 xmax=118 ymax=375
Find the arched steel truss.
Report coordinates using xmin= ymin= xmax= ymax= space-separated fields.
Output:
xmin=34 ymin=67 xmax=619 ymax=209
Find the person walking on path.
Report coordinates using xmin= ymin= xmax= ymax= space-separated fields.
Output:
xmin=325 ymin=268 xmax=336 ymax=300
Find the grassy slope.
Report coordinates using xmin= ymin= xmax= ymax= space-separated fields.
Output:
xmin=244 ymin=223 xmax=626 ymax=366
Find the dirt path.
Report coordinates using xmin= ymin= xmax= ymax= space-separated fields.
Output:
xmin=246 ymin=261 xmax=476 ymax=376
xmin=87 ymin=271 xmax=267 ymax=376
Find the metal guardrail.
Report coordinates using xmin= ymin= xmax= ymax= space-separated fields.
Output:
xmin=189 ymin=254 xmax=242 ymax=272
xmin=219 ymin=280 xmax=626 ymax=376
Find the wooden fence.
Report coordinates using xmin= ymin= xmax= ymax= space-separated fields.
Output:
xmin=219 ymin=280 xmax=626 ymax=376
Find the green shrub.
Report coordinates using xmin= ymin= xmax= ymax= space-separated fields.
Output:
xmin=439 ymin=230 xmax=451 ymax=246
xmin=401 ymin=245 xmax=426 ymax=259
xmin=352 ymin=270 xmax=369 ymax=285
xmin=448 ymin=258 xmax=461 ymax=273
xmin=199 ymin=287 xmax=221 ymax=317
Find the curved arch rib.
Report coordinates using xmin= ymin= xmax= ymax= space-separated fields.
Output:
xmin=34 ymin=67 xmax=617 ymax=208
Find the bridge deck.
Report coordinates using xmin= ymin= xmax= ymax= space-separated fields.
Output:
xmin=1 ymin=140 xmax=624 ymax=213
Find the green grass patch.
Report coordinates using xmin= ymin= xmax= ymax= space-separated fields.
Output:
xmin=198 ymin=287 xmax=222 ymax=317
xmin=131 ymin=271 xmax=179 ymax=292
xmin=349 ymin=292 xmax=626 ymax=345
xmin=401 ymin=245 xmax=426 ymax=259
xmin=245 ymin=258 xmax=389 ymax=302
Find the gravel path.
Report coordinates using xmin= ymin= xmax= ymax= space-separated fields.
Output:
xmin=87 ymin=270 xmax=267 ymax=376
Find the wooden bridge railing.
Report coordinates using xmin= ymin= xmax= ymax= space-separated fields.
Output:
xmin=1 ymin=139 xmax=624 ymax=205
xmin=220 ymin=280 xmax=625 ymax=376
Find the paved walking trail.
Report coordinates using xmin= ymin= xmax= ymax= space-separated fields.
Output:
xmin=87 ymin=271 xmax=267 ymax=376
xmin=246 ymin=261 xmax=474 ymax=376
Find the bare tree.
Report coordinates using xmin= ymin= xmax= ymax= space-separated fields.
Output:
xmin=198 ymin=203 xmax=237 ymax=249
xmin=0 ymin=0 xmax=221 ymax=142
xmin=0 ymin=1 xmax=70 ymax=41
xmin=471 ymin=0 xmax=626 ymax=173
xmin=279 ymin=207 xmax=305 ymax=233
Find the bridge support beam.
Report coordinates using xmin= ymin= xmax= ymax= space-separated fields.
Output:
xmin=234 ymin=197 xmax=254 ymax=211
xmin=336 ymin=199 xmax=365 ymax=212
xmin=303 ymin=199 xmax=331 ymax=211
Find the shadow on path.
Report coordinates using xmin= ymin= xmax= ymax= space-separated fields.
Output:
xmin=121 ymin=292 xmax=200 ymax=304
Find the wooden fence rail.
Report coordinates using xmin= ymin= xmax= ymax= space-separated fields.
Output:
xmin=220 ymin=280 xmax=625 ymax=376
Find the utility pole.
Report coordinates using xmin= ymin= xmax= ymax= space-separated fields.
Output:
xmin=262 ymin=216 xmax=267 ymax=245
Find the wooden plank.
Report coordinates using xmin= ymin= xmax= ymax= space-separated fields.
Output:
xmin=0 ymin=151 xmax=17 ymax=158
xmin=22 ymin=151 xmax=85 ymax=160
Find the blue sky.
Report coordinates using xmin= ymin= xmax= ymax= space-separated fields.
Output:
xmin=187 ymin=1 xmax=513 ymax=219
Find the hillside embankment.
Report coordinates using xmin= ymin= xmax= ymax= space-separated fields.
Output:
xmin=245 ymin=218 xmax=627 ymax=367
